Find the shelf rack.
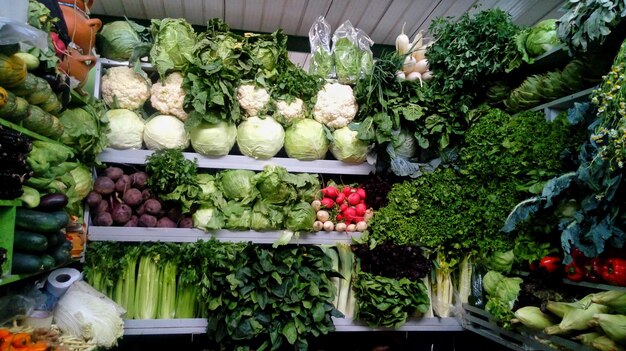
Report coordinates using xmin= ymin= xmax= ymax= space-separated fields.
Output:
xmin=98 ymin=148 xmax=374 ymax=175
xmin=88 ymin=226 xmax=360 ymax=245
xmin=531 ymin=86 xmax=597 ymax=121
xmin=123 ymin=317 xmax=463 ymax=336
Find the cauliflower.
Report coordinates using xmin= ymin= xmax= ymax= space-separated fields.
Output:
xmin=150 ymin=72 xmax=188 ymax=121
xmin=101 ymin=66 xmax=151 ymax=110
xmin=274 ymin=98 xmax=305 ymax=126
xmin=237 ymin=84 xmax=270 ymax=117
xmin=313 ymin=83 xmax=357 ymax=129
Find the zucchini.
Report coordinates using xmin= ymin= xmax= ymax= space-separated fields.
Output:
xmin=11 ymin=72 xmax=37 ymax=96
xmin=15 ymin=208 xmax=69 ymax=233
xmin=13 ymin=230 xmax=48 ymax=253
xmin=22 ymin=105 xmax=53 ymax=135
xmin=0 ymin=90 xmax=17 ymax=118
xmin=11 ymin=252 xmax=44 ymax=274
xmin=40 ymin=94 xmax=62 ymax=114
xmin=12 ymin=96 xmax=30 ymax=120
xmin=47 ymin=115 xmax=64 ymax=140
xmin=36 ymin=193 xmax=68 ymax=212
xmin=40 ymin=254 xmax=55 ymax=270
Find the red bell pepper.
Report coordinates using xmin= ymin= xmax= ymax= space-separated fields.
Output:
xmin=570 ymin=247 xmax=587 ymax=265
xmin=601 ymin=258 xmax=626 ymax=286
xmin=584 ymin=257 xmax=604 ymax=283
xmin=539 ymin=256 xmax=562 ymax=273
xmin=565 ymin=262 xmax=585 ymax=282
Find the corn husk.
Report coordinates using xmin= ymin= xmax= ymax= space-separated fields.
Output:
xmin=593 ymin=291 xmax=626 ymax=314
xmin=590 ymin=313 xmax=626 ymax=344
xmin=513 ymin=306 xmax=556 ymax=330
xmin=573 ymin=332 xmax=604 ymax=348
xmin=545 ymin=295 xmax=593 ymax=318
xmin=544 ymin=303 xmax=609 ymax=334
xmin=592 ymin=335 xmax=626 ymax=351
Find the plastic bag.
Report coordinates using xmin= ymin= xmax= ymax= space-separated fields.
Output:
xmin=0 ymin=17 xmax=48 ymax=50
xmin=308 ymin=16 xmax=333 ymax=78
xmin=355 ymin=28 xmax=374 ymax=78
xmin=0 ymin=285 xmax=46 ymax=326
xmin=332 ymin=20 xmax=360 ymax=84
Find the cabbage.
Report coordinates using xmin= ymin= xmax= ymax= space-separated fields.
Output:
xmin=195 ymin=173 xmax=225 ymax=208
xmin=253 ymin=165 xmax=297 ymax=204
xmin=392 ymin=129 xmax=418 ymax=159
xmin=482 ymin=271 xmax=505 ymax=296
xmin=330 ymin=126 xmax=368 ymax=163
xmin=286 ymin=202 xmax=316 ymax=232
xmin=150 ymin=18 xmax=196 ymax=77
xmin=58 ymin=104 xmax=109 ymax=165
xmin=190 ymin=121 xmax=237 ymax=156
xmin=143 ymin=115 xmax=190 ymax=150
xmin=293 ymin=173 xmax=321 ymax=203
xmin=217 ymin=169 xmax=258 ymax=204
xmin=236 ymin=116 xmax=284 ymax=159
xmin=485 ymin=250 xmax=515 ymax=273
xmin=525 ymin=19 xmax=559 ymax=57
xmin=105 ymin=109 xmax=145 ymax=150
xmin=192 ymin=206 xmax=224 ymax=231
xmin=284 ymin=119 xmax=328 ymax=160
xmin=222 ymin=201 xmax=252 ymax=230
xmin=97 ymin=20 xmax=151 ymax=61
xmin=250 ymin=199 xmax=285 ymax=231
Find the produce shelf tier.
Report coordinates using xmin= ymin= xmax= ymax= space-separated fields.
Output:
xmin=463 ymin=304 xmax=594 ymax=351
xmin=123 ymin=317 xmax=463 ymax=335
xmin=88 ymin=226 xmax=361 ymax=244
xmin=97 ymin=148 xmax=375 ymax=175
xmin=530 ymin=86 xmax=597 ymax=121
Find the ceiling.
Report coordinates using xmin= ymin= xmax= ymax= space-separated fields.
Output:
xmin=88 ymin=0 xmax=566 ymax=69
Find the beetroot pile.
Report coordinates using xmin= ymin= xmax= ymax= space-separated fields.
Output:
xmin=87 ymin=166 xmax=192 ymax=228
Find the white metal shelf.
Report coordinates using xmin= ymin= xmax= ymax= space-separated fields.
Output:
xmin=97 ymin=148 xmax=374 ymax=175
xmin=531 ymin=86 xmax=597 ymax=120
xmin=123 ymin=317 xmax=463 ymax=335
xmin=88 ymin=226 xmax=360 ymax=245
xmin=99 ymin=57 xmax=155 ymax=70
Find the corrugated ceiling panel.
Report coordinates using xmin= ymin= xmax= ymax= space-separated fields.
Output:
xmin=412 ymin=0 xmax=477 ymax=39
xmin=404 ymin=0 xmax=448 ymax=42
xmin=142 ymin=0 xmax=165 ymax=20
xmin=181 ymin=0 xmax=205 ymax=25
xmin=203 ymin=0 xmax=225 ymax=22
xmin=276 ymin=0 xmax=309 ymax=34
xmin=120 ymin=0 xmax=146 ymax=18
xmin=288 ymin=51 xmax=309 ymax=68
xmin=539 ymin=4 xmax=567 ymax=24
xmin=374 ymin=0 xmax=433 ymax=44
xmin=295 ymin=0 xmax=333 ymax=35
xmin=327 ymin=0 xmax=392 ymax=44
xmin=162 ymin=0 xmax=184 ymax=19
xmin=512 ymin=1 xmax=564 ymax=26
xmin=224 ymin=0 xmax=246 ymax=29
xmin=260 ymin=0 xmax=288 ymax=33
xmin=99 ymin=0 xmax=126 ymax=17
xmin=88 ymin=1 xmax=105 ymax=15
xmin=242 ymin=0 xmax=266 ymax=31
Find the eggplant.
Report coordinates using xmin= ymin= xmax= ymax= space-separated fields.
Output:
xmin=36 ymin=193 xmax=69 ymax=212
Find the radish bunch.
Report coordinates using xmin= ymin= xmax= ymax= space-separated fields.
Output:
xmin=311 ymin=185 xmax=373 ymax=233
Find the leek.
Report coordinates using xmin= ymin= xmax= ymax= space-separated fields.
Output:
xmin=336 ymin=243 xmax=354 ymax=315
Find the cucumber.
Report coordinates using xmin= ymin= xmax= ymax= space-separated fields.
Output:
xmin=40 ymin=254 xmax=55 ymax=270
xmin=49 ymin=245 xmax=71 ymax=266
xmin=11 ymin=252 xmax=44 ymax=274
xmin=13 ymin=230 xmax=48 ymax=253
xmin=46 ymin=230 xmax=66 ymax=249
xmin=15 ymin=208 xmax=69 ymax=233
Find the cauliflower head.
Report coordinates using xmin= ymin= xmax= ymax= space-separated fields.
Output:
xmin=237 ymin=84 xmax=270 ymax=117
xmin=313 ymin=83 xmax=357 ymax=129
xmin=150 ymin=72 xmax=188 ymax=121
xmin=101 ymin=66 xmax=151 ymax=110
xmin=274 ymin=98 xmax=305 ymax=126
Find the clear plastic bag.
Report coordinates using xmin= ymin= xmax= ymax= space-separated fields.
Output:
xmin=332 ymin=20 xmax=360 ymax=84
xmin=308 ymin=16 xmax=333 ymax=78
xmin=0 ymin=285 xmax=46 ymax=326
xmin=0 ymin=17 xmax=48 ymax=50
xmin=355 ymin=28 xmax=374 ymax=78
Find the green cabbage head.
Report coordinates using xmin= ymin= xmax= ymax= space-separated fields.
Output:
xmin=190 ymin=121 xmax=237 ymax=156
xmin=284 ymin=119 xmax=328 ymax=160
xmin=330 ymin=126 xmax=369 ymax=163
xmin=236 ymin=116 xmax=285 ymax=159
xmin=150 ymin=18 xmax=196 ymax=77
xmin=525 ymin=19 xmax=559 ymax=56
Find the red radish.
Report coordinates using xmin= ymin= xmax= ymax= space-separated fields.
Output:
xmin=322 ymin=186 xmax=339 ymax=198
xmin=355 ymin=203 xmax=367 ymax=216
xmin=342 ymin=186 xmax=352 ymax=195
xmin=353 ymin=216 xmax=364 ymax=223
xmin=321 ymin=197 xmax=335 ymax=208
xmin=356 ymin=188 xmax=366 ymax=199
xmin=336 ymin=193 xmax=346 ymax=204
xmin=336 ymin=214 xmax=343 ymax=221
xmin=339 ymin=203 xmax=348 ymax=212
xmin=348 ymin=193 xmax=361 ymax=206
xmin=344 ymin=207 xmax=356 ymax=221
xmin=50 ymin=32 xmax=66 ymax=57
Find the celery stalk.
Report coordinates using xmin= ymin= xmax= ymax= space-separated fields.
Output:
xmin=176 ymin=284 xmax=198 ymax=318
xmin=432 ymin=253 xmax=454 ymax=318
xmin=134 ymin=254 xmax=161 ymax=319
xmin=457 ymin=254 xmax=472 ymax=304
xmin=158 ymin=261 xmax=177 ymax=319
